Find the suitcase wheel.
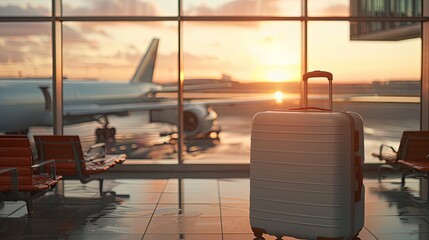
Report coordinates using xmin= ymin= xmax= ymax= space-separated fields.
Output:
xmin=251 ymin=226 xmax=266 ymax=239
xmin=352 ymin=232 xmax=361 ymax=240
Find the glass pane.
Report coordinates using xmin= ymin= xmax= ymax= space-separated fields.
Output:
xmin=308 ymin=21 xmax=421 ymax=164
xmin=62 ymin=0 xmax=177 ymax=16
xmin=0 ymin=22 xmax=52 ymax=78
xmin=62 ymin=22 xmax=179 ymax=162
xmin=183 ymin=0 xmax=301 ymax=16
xmin=0 ymin=0 xmax=51 ymax=16
xmin=308 ymin=0 xmax=350 ymax=17
xmin=182 ymin=21 xmax=301 ymax=164
xmin=0 ymin=22 xmax=53 ymax=140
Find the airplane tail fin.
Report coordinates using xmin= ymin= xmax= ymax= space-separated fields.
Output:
xmin=130 ymin=38 xmax=159 ymax=83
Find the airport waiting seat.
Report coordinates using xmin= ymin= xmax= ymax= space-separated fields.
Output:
xmin=372 ymin=131 xmax=429 ymax=181
xmin=33 ymin=135 xmax=126 ymax=196
xmin=0 ymin=136 xmax=61 ymax=215
xmin=395 ymin=132 xmax=429 ymax=189
xmin=0 ymin=167 xmax=18 ymax=203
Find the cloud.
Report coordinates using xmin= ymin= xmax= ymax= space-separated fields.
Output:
xmin=0 ymin=0 xmax=160 ymax=17
xmin=0 ymin=3 xmax=49 ymax=16
xmin=0 ymin=22 xmax=50 ymax=36
xmin=321 ymin=4 xmax=349 ymax=16
xmin=0 ymin=37 xmax=50 ymax=66
xmin=0 ymin=22 xmax=95 ymax=48
xmin=183 ymin=0 xmax=282 ymax=28
xmin=63 ymin=25 xmax=97 ymax=46
xmin=0 ymin=45 xmax=25 ymax=63
xmin=1 ymin=29 xmax=49 ymax=76
xmin=185 ymin=0 xmax=280 ymax=16
xmin=0 ymin=0 xmax=283 ymax=79
xmin=63 ymin=0 xmax=159 ymax=16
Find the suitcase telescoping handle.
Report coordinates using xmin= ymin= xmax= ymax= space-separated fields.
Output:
xmin=303 ymin=70 xmax=333 ymax=110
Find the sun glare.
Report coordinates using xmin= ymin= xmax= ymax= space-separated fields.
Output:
xmin=274 ymin=91 xmax=284 ymax=103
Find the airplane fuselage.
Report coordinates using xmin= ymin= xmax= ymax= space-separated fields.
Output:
xmin=0 ymin=39 xmax=218 ymax=137
xmin=0 ymin=79 xmax=161 ymax=133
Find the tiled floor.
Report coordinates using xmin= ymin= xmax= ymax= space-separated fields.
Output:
xmin=1 ymin=175 xmax=429 ymax=240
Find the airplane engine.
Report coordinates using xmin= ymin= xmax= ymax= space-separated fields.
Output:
xmin=150 ymin=105 xmax=220 ymax=139
xmin=183 ymin=105 xmax=218 ymax=138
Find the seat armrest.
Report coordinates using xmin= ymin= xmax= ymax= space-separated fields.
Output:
xmin=0 ymin=167 xmax=18 ymax=199
xmin=380 ymin=144 xmax=397 ymax=154
xmin=85 ymin=152 xmax=106 ymax=161
xmin=85 ymin=143 xmax=106 ymax=160
xmin=0 ymin=167 xmax=17 ymax=175
xmin=88 ymin=142 xmax=105 ymax=151
xmin=32 ymin=160 xmax=57 ymax=180
xmin=372 ymin=144 xmax=398 ymax=162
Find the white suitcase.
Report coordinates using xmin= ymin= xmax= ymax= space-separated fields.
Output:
xmin=250 ymin=71 xmax=364 ymax=240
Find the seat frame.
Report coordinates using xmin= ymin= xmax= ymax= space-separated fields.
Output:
xmin=34 ymin=135 xmax=125 ymax=196
xmin=0 ymin=136 xmax=60 ymax=215
xmin=0 ymin=167 xmax=18 ymax=203
xmin=389 ymin=131 xmax=429 ymax=201
xmin=374 ymin=131 xmax=429 ymax=181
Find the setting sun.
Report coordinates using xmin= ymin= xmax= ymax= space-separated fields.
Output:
xmin=274 ymin=91 xmax=285 ymax=103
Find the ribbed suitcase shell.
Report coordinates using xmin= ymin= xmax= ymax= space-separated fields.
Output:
xmin=250 ymin=110 xmax=364 ymax=240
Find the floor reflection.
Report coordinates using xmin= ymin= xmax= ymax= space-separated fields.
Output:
xmin=2 ymin=175 xmax=429 ymax=239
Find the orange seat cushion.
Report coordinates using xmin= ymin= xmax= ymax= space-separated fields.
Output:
xmin=399 ymin=159 xmax=429 ymax=172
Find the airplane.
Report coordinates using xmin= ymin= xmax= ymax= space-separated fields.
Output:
xmin=0 ymin=39 xmax=273 ymax=143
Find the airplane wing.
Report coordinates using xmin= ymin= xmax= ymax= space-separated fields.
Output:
xmin=64 ymin=93 xmax=377 ymax=118
xmin=63 ymin=96 xmax=278 ymax=117
xmin=160 ymin=82 xmax=234 ymax=92
xmin=64 ymin=100 xmax=178 ymax=117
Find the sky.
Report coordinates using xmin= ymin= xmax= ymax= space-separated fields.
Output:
xmin=0 ymin=0 xmax=422 ymax=83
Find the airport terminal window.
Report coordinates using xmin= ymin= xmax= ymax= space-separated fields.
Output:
xmin=0 ymin=0 xmax=51 ymax=16
xmin=62 ymin=0 xmax=177 ymax=17
xmin=0 ymin=22 xmax=53 ymax=139
xmin=0 ymin=0 xmax=427 ymax=166
xmin=309 ymin=21 xmax=421 ymax=163
xmin=61 ymin=22 xmax=179 ymax=161
xmin=0 ymin=22 xmax=52 ymax=78
xmin=182 ymin=21 xmax=301 ymax=163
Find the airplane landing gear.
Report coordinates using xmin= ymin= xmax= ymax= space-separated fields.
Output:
xmin=95 ymin=115 xmax=116 ymax=143
xmin=95 ymin=127 xmax=116 ymax=143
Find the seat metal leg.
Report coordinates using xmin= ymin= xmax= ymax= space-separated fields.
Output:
xmin=99 ymin=179 xmax=104 ymax=196
xmin=26 ymin=200 xmax=33 ymax=216
xmin=55 ymin=179 xmax=65 ymax=196
xmin=426 ymin=173 xmax=429 ymax=203
xmin=401 ymin=168 xmax=413 ymax=188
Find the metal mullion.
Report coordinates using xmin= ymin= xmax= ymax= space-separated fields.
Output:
xmin=57 ymin=16 xmax=179 ymax=22
xmin=421 ymin=0 xmax=429 ymax=130
xmin=179 ymin=16 xmax=428 ymax=21
xmin=178 ymin=0 xmax=184 ymax=164
xmin=0 ymin=17 xmax=51 ymax=22
xmin=52 ymin=0 xmax=63 ymax=135
xmin=3 ymin=16 xmax=425 ymax=23
xmin=301 ymin=0 xmax=308 ymax=107
xmin=54 ymin=16 xmax=429 ymax=22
